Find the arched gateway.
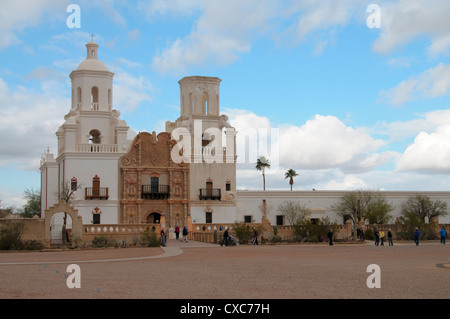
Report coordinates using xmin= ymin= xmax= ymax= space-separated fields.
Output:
xmin=44 ymin=200 xmax=83 ymax=247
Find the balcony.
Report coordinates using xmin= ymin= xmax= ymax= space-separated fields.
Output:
xmin=199 ymin=188 xmax=221 ymax=200
xmin=76 ymin=144 xmax=119 ymax=153
xmin=85 ymin=187 xmax=109 ymax=200
xmin=141 ymin=185 xmax=170 ymax=200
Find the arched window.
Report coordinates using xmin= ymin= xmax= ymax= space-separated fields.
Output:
xmin=202 ymin=92 xmax=209 ymax=115
xmin=108 ymin=89 xmax=112 ymax=110
xmin=77 ymin=87 xmax=82 ymax=108
xmin=71 ymin=177 xmax=78 ymax=191
xmin=189 ymin=93 xmax=193 ymax=114
xmin=91 ymin=86 xmax=99 ymax=110
xmin=89 ymin=129 xmax=101 ymax=144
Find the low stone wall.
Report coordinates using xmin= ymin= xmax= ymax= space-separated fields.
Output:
xmin=0 ymin=218 xmax=45 ymax=243
xmin=82 ymin=223 xmax=161 ymax=246
xmin=189 ymin=219 xmax=450 ymax=244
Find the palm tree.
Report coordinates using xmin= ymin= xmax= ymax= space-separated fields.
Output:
xmin=256 ymin=156 xmax=270 ymax=190
xmin=285 ymin=168 xmax=298 ymax=191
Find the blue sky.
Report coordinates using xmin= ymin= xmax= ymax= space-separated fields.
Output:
xmin=1 ymin=0 xmax=450 ymax=209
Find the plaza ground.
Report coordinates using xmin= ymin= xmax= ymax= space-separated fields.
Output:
xmin=0 ymin=240 xmax=448 ymax=300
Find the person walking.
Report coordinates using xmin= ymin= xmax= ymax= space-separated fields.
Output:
xmin=175 ymin=225 xmax=180 ymax=241
xmin=380 ymin=230 xmax=385 ymax=246
xmin=327 ymin=229 xmax=333 ymax=246
xmin=440 ymin=227 xmax=447 ymax=244
xmin=388 ymin=229 xmax=394 ymax=246
xmin=374 ymin=228 xmax=380 ymax=246
xmin=252 ymin=227 xmax=259 ymax=245
xmin=221 ymin=228 xmax=229 ymax=246
xmin=160 ymin=228 xmax=166 ymax=247
xmin=414 ymin=227 xmax=420 ymax=246
xmin=182 ymin=226 xmax=189 ymax=243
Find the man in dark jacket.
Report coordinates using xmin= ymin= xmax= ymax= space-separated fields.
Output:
xmin=327 ymin=229 xmax=333 ymax=246
xmin=221 ymin=228 xmax=229 ymax=246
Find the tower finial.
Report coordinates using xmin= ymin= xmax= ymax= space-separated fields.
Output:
xmin=90 ymin=32 xmax=95 ymax=42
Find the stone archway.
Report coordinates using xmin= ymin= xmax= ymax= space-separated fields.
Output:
xmin=44 ymin=200 xmax=83 ymax=247
xmin=146 ymin=212 xmax=162 ymax=224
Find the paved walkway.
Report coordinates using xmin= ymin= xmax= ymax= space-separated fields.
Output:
xmin=0 ymin=240 xmax=448 ymax=300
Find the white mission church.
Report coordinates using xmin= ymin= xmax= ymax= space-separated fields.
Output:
xmin=40 ymin=41 xmax=450 ymax=235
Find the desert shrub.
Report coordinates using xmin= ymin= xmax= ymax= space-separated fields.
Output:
xmin=364 ymin=228 xmax=374 ymax=240
xmin=232 ymin=221 xmax=252 ymax=244
xmin=293 ymin=217 xmax=336 ymax=242
xmin=397 ymin=214 xmax=437 ymax=240
xmin=308 ymin=235 xmax=319 ymax=243
xmin=270 ymin=235 xmax=282 ymax=243
xmin=92 ymin=236 xmax=109 ymax=248
xmin=21 ymin=240 xmax=45 ymax=250
xmin=0 ymin=221 xmax=24 ymax=250
xmin=141 ymin=229 xmax=160 ymax=247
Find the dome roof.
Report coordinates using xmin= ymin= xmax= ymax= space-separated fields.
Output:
xmin=77 ymin=58 xmax=109 ymax=71
xmin=76 ymin=41 xmax=109 ymax=72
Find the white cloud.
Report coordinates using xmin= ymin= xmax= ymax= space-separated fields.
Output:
xmin=396 ymin=124 xmax=450 ymax=173
xmin=379 ymin=108 xmax=450 ymax=141
xmin=226 ymin=109 xmax=392 ymax=174
xmin=0 ymin=77 xmax=68 ymax=170
xmin=373 ymin=0 xmax=450 ymax=56
xmin=379 ymin=63 xmax=450 ymax=105
xmin=0 ymin=0 xmax=69 ymax=49
xmin=149 ymin=0 xmax=365 ymax=74
xmin=108 ymin=62 xmax=154 ymax=112
xmin=279 ymin=114 xmax=389 ymax=172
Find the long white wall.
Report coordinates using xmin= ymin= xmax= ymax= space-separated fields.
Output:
xmin=236 ymin=190 xmax=450 ymax=225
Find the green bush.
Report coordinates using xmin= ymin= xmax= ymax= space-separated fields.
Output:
xmin=397 ymin=214 xmax=437 ymax=240
xmin=141 ymin=229 xmax=160 ymax=247
xmin=21 ymin=240 xmax=45 ymax=250
xmin=0 ymin=221 xmax=24 ymax=250
xmin=308 ymin=235 xmax=319 ymax=243
xmin=92 ymin=236 xmax=109 ymax=248
xmin=270 ymin=235 xmax=282 ymax=243
xmin=232 ymin=221 xmax=252 ymax=244
xmin=293 ymin=217 xmax=336 ymax=242
xmin=364 ymin=228 xmax=374 ymax=240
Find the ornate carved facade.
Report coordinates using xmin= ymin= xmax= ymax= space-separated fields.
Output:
xmin=119 ymin=131 xmax=189 ymax=228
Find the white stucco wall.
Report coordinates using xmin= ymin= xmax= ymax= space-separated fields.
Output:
xmin=236 ymin=190 xmax=450 ymax=225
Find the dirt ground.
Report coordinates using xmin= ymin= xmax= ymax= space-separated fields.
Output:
xmin=0 ymin=239 xmax=449 ymax=302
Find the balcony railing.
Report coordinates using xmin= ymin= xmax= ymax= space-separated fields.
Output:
xmin=141 ymin=185 xmax=170 ymax=200
xmin=85 ymin=187 xmax=109 ymax=200
xmin=76 ymin=144 xmax=119 ymax=153
xmin=199 ymin=188 xmax=221 ymax=200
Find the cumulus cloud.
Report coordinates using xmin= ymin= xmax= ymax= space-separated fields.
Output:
xmin=279 ymin=115 xmax=390 ymax=172
xmin=373 ymin=0 xmax=450 ymax=56
xmin=226 ymin=109 xmax=392 ymax=175
xmin=0 ymin=0 xmax=69 ymax=49
xmin=112 ymin=70 xmax=154 ymax=112
xmin=148 ymin=0 xmax=365 ymax=74
xmin=0 ymin=77 xmax=68 ymax=170
xmin=396 ymin=124 xmax=450 ymax=173
xmin=379 ymin=63 xmax=450 ymax=105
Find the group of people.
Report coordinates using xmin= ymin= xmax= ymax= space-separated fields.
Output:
xmin=174 ymin=225 xmax=189 ymax=243
xmin=161 ymin=225 xmax=447 ymax=247
xmin=374 ymin=229 xmax=394 ymax=246
xmin=159 ymin=225 xmax=189 ymax=247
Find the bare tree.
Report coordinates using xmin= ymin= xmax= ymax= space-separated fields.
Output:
xmin=401 ymin=194 xmax=448 ymax=222
xmin=277 ymin=200 xmax=311 ymax=225
xmin=330 ymin=189 xmax=394 ymax=241
xmin=57 ymin=180 xmax=81 ymax=245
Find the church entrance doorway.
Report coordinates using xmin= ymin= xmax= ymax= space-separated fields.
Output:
xmin=147 ymin=212 xmax=161 ymax=224
xmin=50 ymin=212 xmax=73 ymax=245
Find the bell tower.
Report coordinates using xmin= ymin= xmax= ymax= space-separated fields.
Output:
xmin=40 ymin=40 xmax=131 ymax=223
xmin=166 ymin=76 xmax=238 ymax=224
